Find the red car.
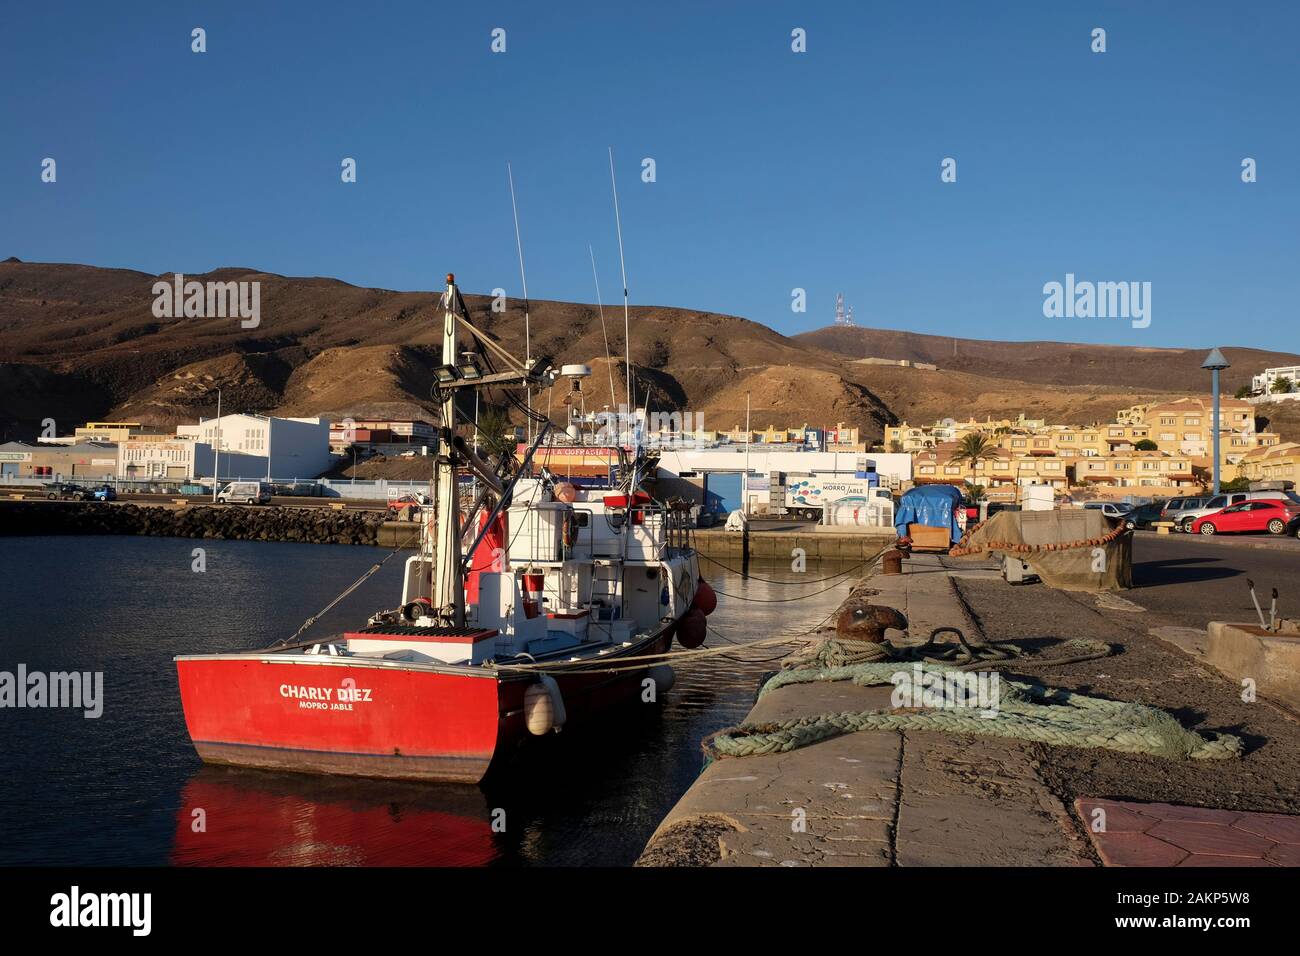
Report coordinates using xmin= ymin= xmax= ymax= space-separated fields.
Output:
xmin=1191 ymin=499 xmax=1300 ymax=536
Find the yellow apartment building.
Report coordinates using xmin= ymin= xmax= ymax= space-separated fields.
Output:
xmin=913 ymin=441 xmax=1196 ymax=497
xmin=1234 ymin=442 xmax=1300 ymax=486
xmin=721 ymin=421 xmax=864 ymax=450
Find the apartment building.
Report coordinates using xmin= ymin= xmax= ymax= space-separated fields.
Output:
xmin=1116 ymin=397 xmax=1261 ymax=462
xmin=886 ymin=415 xmax=1045 ymax=452
xmin=1235 ymin=442 xmax=1300 ymax=486
xmin=912 ymin=441 xmax=1195 ymax=496
xmin=1250 ymin=365 xmax=1300 ymax=396
xmin=1069 ymin=451 xmax=1196 ymax=490
xmin=722 ymin=421 xmax=865 ymax=452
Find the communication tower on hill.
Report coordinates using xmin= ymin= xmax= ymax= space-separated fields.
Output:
xmin=834 ymin=293 xmax=855 ymax=327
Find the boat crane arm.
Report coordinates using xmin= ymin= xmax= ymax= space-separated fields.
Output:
xmin=459 ymin=420 xmax=552 ymax=579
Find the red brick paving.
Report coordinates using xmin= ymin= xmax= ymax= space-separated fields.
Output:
xmin=1076 ymin=798 xmax=1300 ymax=867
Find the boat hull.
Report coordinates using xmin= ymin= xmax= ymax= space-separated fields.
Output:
xmin=175 ymin=623 xmax=676 ymax=784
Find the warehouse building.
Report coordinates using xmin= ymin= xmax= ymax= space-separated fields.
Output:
xmin=0 ymin=441 xmax=119 ymax=480
xmin=176 ymin=414 xmax=332 ymax=479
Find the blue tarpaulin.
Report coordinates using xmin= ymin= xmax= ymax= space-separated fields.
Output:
xmin=894 ymin=484 xmax=964 ymax=543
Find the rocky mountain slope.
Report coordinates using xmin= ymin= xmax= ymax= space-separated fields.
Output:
xmin=3 ymin=258 xmax=1296 ymax=444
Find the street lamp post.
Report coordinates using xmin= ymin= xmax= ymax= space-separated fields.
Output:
xmin=743 ymin=391 xmax=752 ymax=517
xmin=1201 ymin=348 xmax=1230 ymax=495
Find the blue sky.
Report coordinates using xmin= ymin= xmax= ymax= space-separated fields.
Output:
xmin=2 ymin=1 xmax=1297 ymax=351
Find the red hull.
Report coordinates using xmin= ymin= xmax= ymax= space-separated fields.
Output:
xmin=176 ymin=625 xmax=674 ymax=784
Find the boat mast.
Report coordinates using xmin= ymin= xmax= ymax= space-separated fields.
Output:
xmin=434 ymin=273 xmax=466 ymax=628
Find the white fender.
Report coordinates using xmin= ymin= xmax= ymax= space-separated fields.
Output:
xmin=524 ymin=674 xmax=567 ymax=735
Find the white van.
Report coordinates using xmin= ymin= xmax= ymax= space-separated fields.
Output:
xmin=1082 ymin=501 xmax=1133 ymax=520
xmin=217 ymin=481 xmax=271 ymax=505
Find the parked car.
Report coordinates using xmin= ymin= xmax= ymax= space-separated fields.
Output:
xmin=1191 ymin=499 xmax=1300 ymax=536
xmin=386 ymin=492 xmax=429 ymax=520
xmin=1173 ymin=491 xmax=1296 ymax=531
xmin=1082 ymin=501 xmax=1133 ymax=520
xmin=1123 ymin=502 xmax=1166 ymax=530
xmin=43 ymin=482 xmax=91 ymax=501
xmin=216 ymin=481 xmax=271 ymax=505
xmin=1159 ymin=496 xmax=1206 ymax=525
xmin=91 ymin=485 xmax=116 ymax=502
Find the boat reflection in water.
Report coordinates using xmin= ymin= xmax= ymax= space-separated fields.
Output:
xmin=171 ymin=767 xmax=502 ymax=867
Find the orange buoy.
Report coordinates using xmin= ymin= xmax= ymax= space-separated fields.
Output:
xmin=677 ymin=608 xmax=707 ymax=649
xmin=691 ymin=579 xmax=718 ymax=616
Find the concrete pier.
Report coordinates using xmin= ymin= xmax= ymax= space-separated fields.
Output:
xmin=639 ymin=552 xmax=1091 ymax=867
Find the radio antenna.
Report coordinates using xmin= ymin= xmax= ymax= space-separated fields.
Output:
xmin=608 ymin=146 xmax=633 ymax=446
xmin=507 ymin=162 xmax=533 ymax=441
xmin=588 ymin=243 xmax=619 ymax=418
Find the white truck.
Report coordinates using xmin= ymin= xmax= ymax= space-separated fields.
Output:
xmin=771 ymin=474 xmax=892 ymax=521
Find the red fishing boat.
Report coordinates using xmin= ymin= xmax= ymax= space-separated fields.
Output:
xmin=175 ymin=275 xmax=709 ymax=783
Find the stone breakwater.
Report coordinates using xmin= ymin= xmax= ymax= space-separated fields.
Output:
xmin=0 ymin=501 xmax=387 ymax=546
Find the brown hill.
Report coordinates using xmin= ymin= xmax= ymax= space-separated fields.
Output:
xmin=795 ymin=327 xmax=1298 ymax=396
xmin=841 ymin=364 xmax=1174 ymax=428
xmin=2 ymin=259 xmax=1295 ymax=446
xmin=0 ymin=260 xmax=871 ymax=439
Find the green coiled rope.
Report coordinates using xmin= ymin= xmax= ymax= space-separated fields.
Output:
xmin=702 ymin=640 xmax=1242 ymax=763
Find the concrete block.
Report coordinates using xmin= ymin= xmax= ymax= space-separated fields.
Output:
xmin=1206 ymin=622 xmax=1300 ymax=709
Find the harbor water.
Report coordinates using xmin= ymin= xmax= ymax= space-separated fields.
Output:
xmin=0 ymin=535 xmax=855 ymax=866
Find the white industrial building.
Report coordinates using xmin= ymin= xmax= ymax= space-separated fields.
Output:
xmin=177 ymin=414 xmax=332 ymax=479
xmin=117 ymin=438 xmax=269 ymax=481
xmin=655 ymin=448 xmax=913 ymax=514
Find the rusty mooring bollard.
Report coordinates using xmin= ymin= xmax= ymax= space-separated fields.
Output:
xmin=835 ymin=601 xmax=908 ymax=643
xmin=882 ymin=548 xmax=904 ymax=575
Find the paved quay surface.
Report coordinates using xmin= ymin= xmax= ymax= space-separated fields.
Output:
xmin=640 ymin=552 xmax=1090 ymax=866
xmin=640 ymin=546 xmax=1300 ymax=867
xmin=1125 ymin=532 xmax=1300 ymax=630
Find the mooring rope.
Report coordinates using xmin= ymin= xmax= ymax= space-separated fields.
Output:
xmin=702 ymin=637 xmax=1242 ymax=763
